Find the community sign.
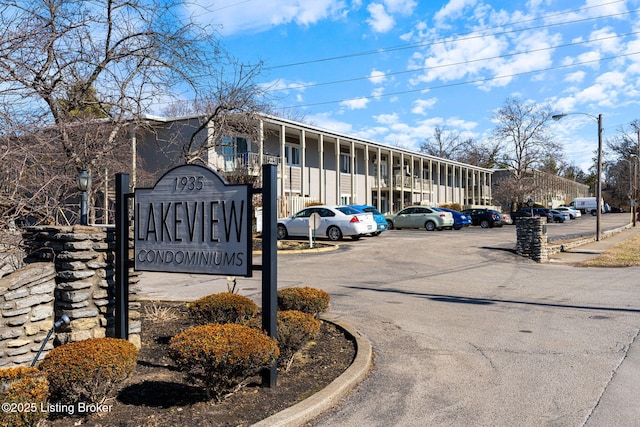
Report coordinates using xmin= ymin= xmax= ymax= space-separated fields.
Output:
xmin=134 ymin=164 xmax=252 ymax=276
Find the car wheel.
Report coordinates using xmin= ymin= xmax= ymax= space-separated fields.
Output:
xmin=327 ymin=226 xmax=342 ymax=241
xmin=425 ymin=221 xmax=436 ymax=231
xmin=351 ymin=234 xmax=361 ymax=240
xmin=372 ymin=231 xmax=381 ymax=236
xmin=276 ymin=224 xmax=288 ymax=240
xmin=454 ymin=226 xmax=462 ymax=230
xmin=386 ymin=220 xmax=394 ymax=230
xmin=480 ymin=219 xmax=490 ymax=228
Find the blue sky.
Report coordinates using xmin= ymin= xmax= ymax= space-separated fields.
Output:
xmin=184 ymin=0 xmax=640 ymax=172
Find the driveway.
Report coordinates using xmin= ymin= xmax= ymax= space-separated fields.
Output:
xmin=138 ymin=213 xmax=640 ymax=426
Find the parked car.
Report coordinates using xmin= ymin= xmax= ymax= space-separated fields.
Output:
xmin=501 ymin=212 xmax=513 ymax=225
xmin=434 ymin=207 xmax=472 ymax=230
xmin=350 ymin=204 xmax=388 ymax=235
xmin=548 ymin=209 xmax=569 ymax=223
xmin=555 ymin=206 xmax=581 ymax=218
xmin=461 ymin=208 xmax=503 ymax=228
xmin=512 ymin=207 xmax=568 ymax=223
xmin=511 ymin=207 xmax=551 ymax=221
xmin=385 ymin=206 xmax=454 ymax=231
xmin=277 ymin=205 xmax=376 ymax=241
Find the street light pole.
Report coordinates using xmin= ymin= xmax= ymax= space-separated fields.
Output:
xmin=76 ymin=167 xmax=92 ymax=226
xmin=596 ymin=113 xmax=602 ymax=242
xmin=552 ymin=112 xmax=603 ymax=241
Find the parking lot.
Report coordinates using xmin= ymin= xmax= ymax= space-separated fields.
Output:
xmin=139 ymin=212 xmax=640 ymax=426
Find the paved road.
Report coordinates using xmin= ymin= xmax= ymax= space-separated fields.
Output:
xmin=138 ymin=213 xmax=640 ymax=426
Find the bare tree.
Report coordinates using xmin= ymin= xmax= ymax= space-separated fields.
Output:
xmin=0 ymin=0 xmax=266 ymax=227
xmin=419 ymin=127 xmax=466 ymax=159
xmin=456 ymin=138 xmax=501 ymax=169
xmin=491 ymin=97 xmax=563 ymax=208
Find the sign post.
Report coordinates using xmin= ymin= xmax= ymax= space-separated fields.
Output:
xmin=261 ymin=164 xmax=278 ymax=386
xmin=115 ymin=173 xmax=131 ymax=339
xmin=308 ymin=212 xmax=321 ymax=248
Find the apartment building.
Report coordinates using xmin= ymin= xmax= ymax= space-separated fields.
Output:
xmin=136 ymin=114 xmax=495 ymax=215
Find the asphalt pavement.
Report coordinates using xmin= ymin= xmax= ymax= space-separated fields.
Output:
xmin=137 ymin=214 xmax=640 ymax=426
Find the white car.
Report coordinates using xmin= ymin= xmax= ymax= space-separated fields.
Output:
xmin=555 ymin=206 xmax=581 ymax=219
xmin=277 ymin=205 xmax=377 ymax=241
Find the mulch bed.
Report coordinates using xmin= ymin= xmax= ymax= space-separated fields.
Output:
xmin=43 ymin=300 xmax=355 ymax=426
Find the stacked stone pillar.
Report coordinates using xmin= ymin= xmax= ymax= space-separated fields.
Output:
xmin=515 ymin=217 xmax=548 ymax=262
xmin=0 ymin=225 xmax=140 ymax=367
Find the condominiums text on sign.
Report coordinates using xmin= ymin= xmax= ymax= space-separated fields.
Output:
xmin=134 ymin=164 xmax=252 ymax=276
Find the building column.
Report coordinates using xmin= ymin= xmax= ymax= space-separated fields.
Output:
xmin=335 ymin=138 xmax=340 ymax=204
xmin=280 ymin=124 xmax=286 ymax=205
xmin=350 ymin=140 xmax=356 ymax=203
xmin=376 ymin=147 xmax=382 ymax=211
xmin=259 ymin=119 xmax=264 ymax=167
xmin=319 ymin=134 xmax=324 ymax=203
xmin=301 ymin=129 xmax=306 ymax=197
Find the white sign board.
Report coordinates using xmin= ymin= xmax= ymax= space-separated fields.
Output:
xmin=134 ymin=164 xmax=252 ymax=276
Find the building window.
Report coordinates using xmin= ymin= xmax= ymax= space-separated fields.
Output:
xmin=340 ymin=154 xmax=351 ymax=173
xmin=285 ymin=145 xmax=300 ymax=166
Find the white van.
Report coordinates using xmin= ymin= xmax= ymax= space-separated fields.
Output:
xmin=570 ymin=197 xmax=606 ymax=215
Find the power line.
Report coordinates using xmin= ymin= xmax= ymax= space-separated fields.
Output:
xmin=265 ymin=30 xmax=640 ymax=93
xmin=278 ymin=50 xmax=640 ymax=110
xmin=264 ymin=1 xmax=632 ymax=70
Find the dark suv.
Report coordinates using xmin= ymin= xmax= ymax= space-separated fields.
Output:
xmin=511 ymin=207 xmax=554 ymax=222
xmin=461 ymin=208 xmax=503 ymax=228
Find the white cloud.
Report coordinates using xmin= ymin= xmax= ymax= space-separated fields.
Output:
xmin=368 ymin=70 xmax=387 ymax=84
xmin=412 ymin=98 xmax=437 ymax=115
xmin=340 ymin=97 xmax=370 ymax=110
xmin=382 ymin=0 xmax=417 ymax=15
xmin=434 ymin=0 xmax=478 ymax=23
xmin=366 ymin=3 xmax=395 ymax=33
xmin=565 ymin=71 xmax=586 ymax=83
xmin=374 ymin=113 xmax=399 ymax=125
xmin=188 ymin=0 xmax=348 ymax=36
xmin=307 ymin=113 xmax=354 ymax=134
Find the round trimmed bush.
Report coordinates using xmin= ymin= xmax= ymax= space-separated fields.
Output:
xmin=277 ymin=287 xmax=330 ymax=317
xmin=38 ymin=337 xmax=138 ymax=406
xmin=0 ymin=366 xmax=49 ymax=427
xmin=186 ymin=292 xmax=258 ymax=325
xmin=246 ymin=310 xmax=321 ymax=368
xmin=276 ymin=310 xmax=321 ymax=367
xmin=168 ymin=323 xmax=279 ymax=401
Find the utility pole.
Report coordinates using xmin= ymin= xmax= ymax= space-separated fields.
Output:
xmin=636 ymin=129 xmax=639 ymax=226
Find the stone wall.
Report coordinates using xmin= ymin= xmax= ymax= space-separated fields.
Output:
xmin=515 ymin=217 xmax=548 ymax=262
xmin=0 ymin=263 xmax=56 ymax=367
xmin=0 ymin=225 xmax=139 ymax=368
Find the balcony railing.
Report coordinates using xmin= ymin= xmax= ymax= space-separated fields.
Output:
xmin=220 ymin=152 xmax=280 ymax=173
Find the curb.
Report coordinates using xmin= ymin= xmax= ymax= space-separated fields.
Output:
xmin=547 ymin=223 xmax=632 ymax=255
xmin=252 ymin=315 xmax=373 ymax=427
xmin=253 ymin=241 xmax=339 ymax=255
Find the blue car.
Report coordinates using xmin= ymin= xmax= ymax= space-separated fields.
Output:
xmin=434 ymin=207 xmax=472 ymax=230
xmin=350 ymin=204 xmax=388 ymax=235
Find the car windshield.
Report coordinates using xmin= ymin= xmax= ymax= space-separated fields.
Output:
xmin=336 ymin=206 xmax=361 ymax=215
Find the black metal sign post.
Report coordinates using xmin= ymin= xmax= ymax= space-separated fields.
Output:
xmin=261 ymin=164 xmax=278 ymax=387
xmin=115 ymin=173 xmax=131 ymax=339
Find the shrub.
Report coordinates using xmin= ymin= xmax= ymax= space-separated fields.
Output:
xmin=38 ymin=338 xmax=138 ymax=406
xmin=246 ymin=310 xmax=321 ymax=369
xmin=168 ymin=323 xmax=279 ymax=401
xmin=277 ymin=287 xmax=330 ymax=317
xmin=438 ymin=203 xmax=463 ymax=212
xmin=0 ymin=366 xmax=49 ymax=427
xmin=186 ymin=292 xmax=258 ymax=325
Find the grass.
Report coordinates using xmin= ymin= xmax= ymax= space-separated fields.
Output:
xmin=578 ymin=231 xmax=640 ymax=267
